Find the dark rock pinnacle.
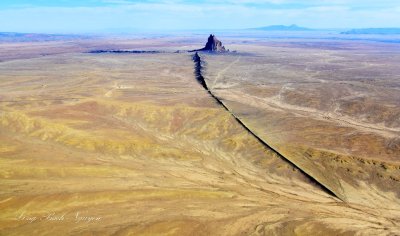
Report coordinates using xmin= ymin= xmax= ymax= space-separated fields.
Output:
xmin=190 ymin=34 xmax=228 ymax=52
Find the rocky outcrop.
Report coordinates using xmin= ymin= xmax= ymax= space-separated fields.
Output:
xmin=202 ymin=34 xmax=226 ymax=52
xmin=192 ymin=52 xmax=208 ymax=90
xmin=89 ymin=50 xmax=161 ymax=54
xmin=191 ymin=52 xmax=341 ymax=201
xmin=191 ymin=34 xmax=227 ymax=53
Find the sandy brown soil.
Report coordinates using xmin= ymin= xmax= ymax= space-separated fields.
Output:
xmin=202 ymin=41 xmax=400 ymax=208
xmin=0 ymin=38 xmax=399 ymax=235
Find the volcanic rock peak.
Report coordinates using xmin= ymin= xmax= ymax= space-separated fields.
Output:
xmin=203 ymin=34 xmax=226 ymax=52
xmin=189 ymin=34 xmax=228 ymax=52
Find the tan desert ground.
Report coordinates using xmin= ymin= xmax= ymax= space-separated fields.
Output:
xmin=0 ymin=35 xmax=399 ymax=235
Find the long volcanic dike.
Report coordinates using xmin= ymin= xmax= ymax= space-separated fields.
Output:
xmin=192 ymin=52 xmax=343 ymax=201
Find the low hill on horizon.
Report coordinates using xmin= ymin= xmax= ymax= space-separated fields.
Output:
xmin=342 ymin=28 xmax=400 ymax=35
xmin=249 ymin=24 xmax=312 ymax=31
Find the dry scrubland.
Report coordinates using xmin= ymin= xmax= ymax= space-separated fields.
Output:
xmin=203 ymin=41 xmax=400 ymax=205
xmin=0 ymin=38 xmax=399 ymax=235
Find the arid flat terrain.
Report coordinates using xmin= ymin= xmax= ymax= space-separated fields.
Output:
xmin=0 ymin=36 xmax=399 ymax=235
xmin=203 ymin=40 xmax=400 ymax=206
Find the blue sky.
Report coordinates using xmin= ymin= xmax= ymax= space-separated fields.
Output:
xmin=1 ymin=0 xmax=399 ymax=33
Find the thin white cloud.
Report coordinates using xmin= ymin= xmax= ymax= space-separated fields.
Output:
xmin=0 ymin=0 xmax=399 ymax=33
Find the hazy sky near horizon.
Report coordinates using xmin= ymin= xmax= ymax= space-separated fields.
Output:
xmin=1 ymin=0 xmax=399 ymax=33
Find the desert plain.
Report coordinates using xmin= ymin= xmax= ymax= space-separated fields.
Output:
xmin=0 ymin=33 xmax=399 ymax=235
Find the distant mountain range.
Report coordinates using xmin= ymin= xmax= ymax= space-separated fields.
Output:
xmin=250 ymin=24 xmax=312 ymax=31
xmin=341 ymin=28 xmax=400 ymax=35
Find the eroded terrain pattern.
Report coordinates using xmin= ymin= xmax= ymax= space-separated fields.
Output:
xmin=203 ymin=41 xmax=400 ymax=208
xmin=0 ymin=39 xmax=399 ymax=235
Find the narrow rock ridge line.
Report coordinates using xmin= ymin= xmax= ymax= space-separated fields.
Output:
xmin=192 ymin=52 xmax=343 ymax=201
xmin=89 ymin=50 xmax=162 ymax=54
